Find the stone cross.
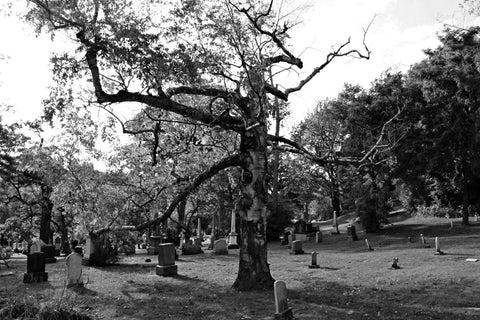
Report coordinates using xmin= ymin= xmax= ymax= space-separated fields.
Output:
xmin=434 ymin=237 xmax=444 ymax=255
xmin=290 ymin=240 xmax=304 ymax=255
xmin=315 ymin=231 xmax=322 ymax=243
xmin=274 ymin=280 xmax=293 ymax=320
xmin=156 ymin=243 xmax=178 ymax=276
xmin=308 ymin=251 xmax=320 ymax=269
xmin=66 ymin=251 xmax=83 ymax=287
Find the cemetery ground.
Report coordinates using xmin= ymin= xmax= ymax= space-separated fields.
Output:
xmin=2 ymin=215 xmax=480 ymax=319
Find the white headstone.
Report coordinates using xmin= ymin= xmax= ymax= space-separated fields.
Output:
xmin=84 ymin=237 xmax=92 ymax=259
xmin=274 ymin=280 xmax=293 ymax=319
xmin=65 ymin=252 xmax=83 ymax=286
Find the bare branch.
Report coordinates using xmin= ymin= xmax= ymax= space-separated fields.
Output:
xmin=93 ymin=153 xmax=243 ymax=234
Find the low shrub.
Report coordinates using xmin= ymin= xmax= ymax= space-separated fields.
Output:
xmin=0 ymin=297 xmax=92 ymax=320
xmin=415 ymin=204 xmax=461 ymax=218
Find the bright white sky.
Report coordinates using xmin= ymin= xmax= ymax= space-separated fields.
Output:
xmin=0 ymin=0 xmax=478 ymax=134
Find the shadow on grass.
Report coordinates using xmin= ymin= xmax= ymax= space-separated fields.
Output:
xmin=289 ymin=278 xmax=480 ymax=320
xmin=95 ymin=276 xmax=274 ymax=320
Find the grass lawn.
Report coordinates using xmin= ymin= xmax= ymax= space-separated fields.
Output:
xmin=1 ymin=215 xmax=480 ymax=319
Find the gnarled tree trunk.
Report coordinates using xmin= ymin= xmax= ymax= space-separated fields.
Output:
xmin=233 ymin=124 xmax=274 ymax=291
xmin=39 ymin=184 xmax=53 ymax=244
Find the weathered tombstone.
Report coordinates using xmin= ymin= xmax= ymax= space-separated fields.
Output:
xmin=347 ymin=225 xmax=358 ymax=241
xmin=308 ymin=251 xmax=320 ymax=269
xmin=213 ymin=239 xmax=228 ymax=255
xmin=274 ymin=280 xmax=293 ymax=320
xmin=287 ymin=233 xmax=295 ymax=249
xmin=420 ymin=234 xmax=431 ymax=248
xmin=23 ymin=252 xmax=48 ymax=283
xmin=434 ymin=237 xmax=444 ymax=255
xmin=82 ymin=237 xmax=94 ymax=266
xmin=315 ymin=231 xmax=322 ymax=243
xmin=365 ymin=239 xmax=374 ymax=251
xmin=156 ymin=243 xmax=178 ymax=277
xmin=331 ymin=211 xmax=340 ymax=234
xmin=147 ymin=235 xmax=162 ymax=255
xmin=227 ymin=211 xmax=239 ymax=249
xmin=391 ymin=257 xmax=400 ymax=269
xmin=66 ymin=250 xmax=83 ymax=287
xmin=290 ymin=240 xmax=304 ymax=255
xmin=54 ymin=237 xmax=61 ymax=256
xmin=41 ymin=244 xmax=57 ymax=263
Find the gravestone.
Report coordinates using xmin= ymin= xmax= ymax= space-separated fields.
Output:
xmin=347 ymin=225 xmax=358 ymax=241
xmin=391 ymin=257 xmax=400 ymax=269
xmin=274 ymin=280 xmax=293 ymax=320
xmin=434 ymin=237 xmax=444 ymax=255
xmin=331 ymin=211 xmax=340 ymax=234
xmin=315 ymin=231 xmax=322 ymax=243
xmin=227 ymin=211 xmax=239 ymax=249
xmin=23 ymin=252 xmax=48 ymax=283
xmin=290 ymin=240 xmax=304 ymax=255
xmin=147 ymin=235 xmax=162 ymax=255
xmin=420 ymin=233 xmax=431 ymax=248
xmin=287 ymin=233 xmax=295 ymax=249
xmin=365 ymin=239 xmax=374 ymax=251
xmin=156 ymin=243 xmax=178 ymax=277
xmin=41 ymin=244 xmax=57 ymax=263
xmin=54 ymin=237 xmax=61 ymax=256
xmin=308 ymin=251 xmax=320 ymax=269
xmin=82 ymin=237 xmax=94 ymax=266
xmin=213 ymin=239 xmax=228 ymax=255
xmin=66 ymin=250 xmax=83 ymax=287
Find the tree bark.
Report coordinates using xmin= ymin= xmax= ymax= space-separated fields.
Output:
xmin=232 ymin=124 xmax=275 ymax=291
xmin=39 ymin=184 xmax=53 ymax=244
xmin=462 ymin=162 xmax=470 ymax=226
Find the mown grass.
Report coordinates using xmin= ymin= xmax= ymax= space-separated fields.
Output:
xmin=1 ymin=216 xmax=480 ymax=319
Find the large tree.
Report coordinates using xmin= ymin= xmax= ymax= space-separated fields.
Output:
xmin=398 ymin=27 xmax=480 ymax=224
xmin=26 ymin=0 xmax=371 ymax=290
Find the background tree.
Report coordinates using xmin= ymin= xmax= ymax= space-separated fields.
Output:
xmin=396 ymin=27 xmax=480 ymax=224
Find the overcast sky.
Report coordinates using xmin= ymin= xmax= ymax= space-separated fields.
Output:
xmin=0 ymin=0 xmax=478 ymax=132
